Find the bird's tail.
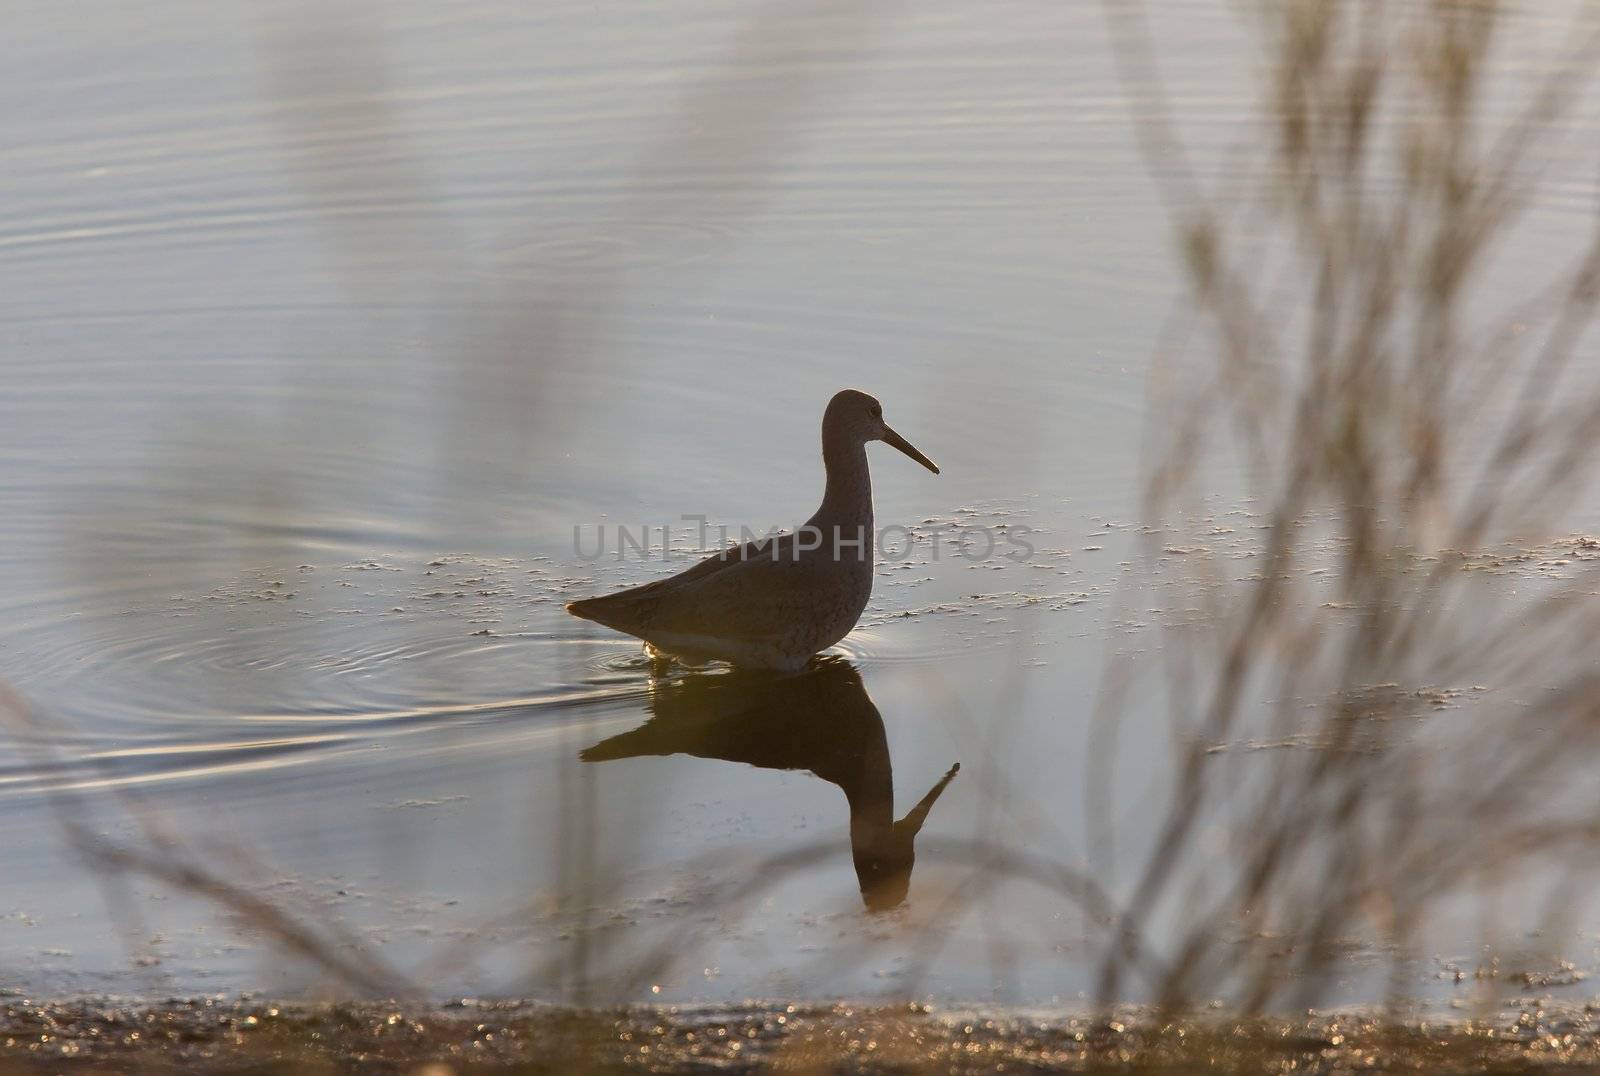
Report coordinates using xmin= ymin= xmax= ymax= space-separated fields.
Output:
xmin=564 ymin=593 xmax=646 ymax=637
xmin=564 ymin=597 xmax=602 ymax=620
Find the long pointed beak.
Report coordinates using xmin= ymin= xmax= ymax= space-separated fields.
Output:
xmin=881 ymin=425 xmax=940 ymax=474
xmin=898 ymin=762 xmax=960 ymax=836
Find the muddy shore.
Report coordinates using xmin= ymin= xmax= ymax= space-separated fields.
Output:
xmin=6 ymin=995 xmax=1600 ymax=1073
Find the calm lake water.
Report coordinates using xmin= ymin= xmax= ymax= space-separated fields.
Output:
xmin=3 ymin=0 xmax=1599 ymax=1006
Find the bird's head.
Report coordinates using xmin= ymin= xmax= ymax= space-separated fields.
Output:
xmin=823 ymin=389 xmax=939 ymax=474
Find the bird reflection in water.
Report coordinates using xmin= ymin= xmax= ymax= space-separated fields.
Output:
xmin=581 ymin=657 xmax=959 ymax=910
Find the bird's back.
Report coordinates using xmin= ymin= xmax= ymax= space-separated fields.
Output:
xmin=567 ymin=529 xmax=871 ymax=665
xmin=565 ymin=531 xmax=798 ymax=636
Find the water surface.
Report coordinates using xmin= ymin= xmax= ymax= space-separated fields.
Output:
xmin=3 ymin=0 xmax=1599 ymax=1006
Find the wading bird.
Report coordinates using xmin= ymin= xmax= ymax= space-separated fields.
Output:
xmin=566 ymin=389 xmax=939 ymax=671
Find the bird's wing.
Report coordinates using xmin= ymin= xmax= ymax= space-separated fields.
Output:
xmin=643 ymin=552 xmax=822 ymax=640
xmin=565 ymin=530 xmax=796 ymax=630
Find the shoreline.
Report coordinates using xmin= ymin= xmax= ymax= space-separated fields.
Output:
xmin=6 ymin=995 xmax=1600 ymax=1072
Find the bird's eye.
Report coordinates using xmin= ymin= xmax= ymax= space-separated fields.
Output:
xmin=869 ymin=406 xmax=882 ymax=418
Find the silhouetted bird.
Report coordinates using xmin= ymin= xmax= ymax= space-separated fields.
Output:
xmin=566 ymin=390 xmax=938 ymax=670
xmin=580 ymin=658 xmax=958 ymax=910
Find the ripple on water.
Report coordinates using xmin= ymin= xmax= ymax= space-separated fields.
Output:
xmin=828 ymin=627 xmax=986 ymax=668
xmin=0 ymin=513 xmax=1100 ymax=797
xmin=0 ymin=554 xmax=656 ymax=798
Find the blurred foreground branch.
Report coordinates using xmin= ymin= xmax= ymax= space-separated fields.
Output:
xmin=1100 ymin=0 xmax=1600 ymax=1012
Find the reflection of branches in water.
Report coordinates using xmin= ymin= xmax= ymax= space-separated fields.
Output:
xmin=1099 ymin=0 xmax=1600 ymax=1013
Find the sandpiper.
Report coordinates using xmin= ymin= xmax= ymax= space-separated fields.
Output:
xmin=566 ymin=389 xmax=939 ymax=671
